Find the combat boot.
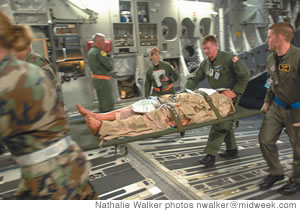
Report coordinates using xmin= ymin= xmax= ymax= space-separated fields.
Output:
xmin=259 ymin=174 xmax=284 ymax=190
xmin=278 ymin=179 xmax=300 ymax=195
xmin=219 ymin=148 xmax=238 ymax=158
xmin=0 ymin=144 xmax=7 ymax=155
xmin=199 ymin=154 xmax=215 ymax=167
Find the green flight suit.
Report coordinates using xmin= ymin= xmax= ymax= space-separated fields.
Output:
xmin=88 ymin=45 xmax=114 ymax=112
xmin=259 ymin=45 xmax=300 ymax=182
xmin=144 ymin=60 xmax=179 ymax=97
xmin=186 ymin=50 xmax=249 ymax=155
xmin=24 ymin=51 xmax=63 ymax=102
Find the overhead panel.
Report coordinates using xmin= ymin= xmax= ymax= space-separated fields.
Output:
xmin=11 ymin=0 xmax=48 ymax=25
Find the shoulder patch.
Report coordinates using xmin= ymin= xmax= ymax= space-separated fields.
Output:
xmin=232 ymin=56 xmax=239 ymax=63
xmin=101 ymin=50 xmax=107 ymax=57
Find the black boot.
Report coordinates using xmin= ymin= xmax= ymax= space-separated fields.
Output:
xmin=278 ymin=179 xmax=300 ymax=195
xmin=199 ymin=154 xmax=215 ymax=167
xmin=259 ymin=174 xmax=284 ymax=190
xmin=0 ymin=143 xmax=7 ymax=155
xmin=219 ymin=148 xmax=238 ymax=158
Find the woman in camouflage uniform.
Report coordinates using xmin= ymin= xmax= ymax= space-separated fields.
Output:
xmin=14 ymin=44 xmax=63 ymax=101
xmin=0 ymin=9 xmax=97 ymax=199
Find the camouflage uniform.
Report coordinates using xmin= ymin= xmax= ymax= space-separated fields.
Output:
xmin=99 ymin=92 xmax=234 ymax=141
xmin=144 ymin=61 xmax=179 ymax=98
xmin=88 ymin=45 xmax=114 ymax=113
xmin=0 ymin=54 xmax=97 ymax=199
xmin=259 ymin=45 xmax=300 ymax=182
xmin=186 ymin=50 xmax=249 ymax=155
xmin=24 ymin=51 xmax=63 ymax=102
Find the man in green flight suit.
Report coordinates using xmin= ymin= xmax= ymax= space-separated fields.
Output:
xmin=186 ymin=35 xmax=249 ymax=167
xmin=258 ymin=22 xmax=300 ymax=195
xmin=88 ymin=33 xmax=114 ymax=113
xmin=144 ymin=47 xmax=179 ymax=97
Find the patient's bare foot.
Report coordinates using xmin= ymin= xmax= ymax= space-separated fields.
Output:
xmin=85 ymin=116 xmax=102 ymax=135
xmin=182 ymin=119 xmax=190 ymax=126
xmin=77 ymin=103 xmax=91 ymax=117
xmin=294 ymin=123 xmax=300 ymax=127
xmin=77 ymin=103 xmax=103 ymax=121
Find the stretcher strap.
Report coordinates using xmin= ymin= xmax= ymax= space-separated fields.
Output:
xmin=197 ymin=90 xmax=224 ymax=123
xmin=78 ymin=106 xmax=263 ymax=151
xmin=165 ymin=104 xmax=185 ymax=137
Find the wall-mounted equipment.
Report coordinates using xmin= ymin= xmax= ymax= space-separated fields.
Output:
xmin=180 ymin=17 xmax=199 ymax=73
xmin=137 ymin=2 xmax=149 ymax=23
xmin=9 ymin=0 xmax=48 ymax=25
xmin=181 ymin=38 xmax=200 ymax=73
xmin=139 ymin=23 xmax=157 ymax=46
xmin=113 ymin=23 xmax=135 ymax=53
xmin=112 ymin=54 xmax=140 ymax=100
xmin=181 ymin=18 xmax=195 ymax=38
xmin=199 ymin=18 xmax=211 ymax=37
xmin=161 ymin=17 xmax=177 ymax=41
xmin=119 ymin=0 xmax=132 ymax=23
xmin=51 ymin=24 xmax=85 ymax=83
xmin=32 ymin=38 xmax=49 ymax=59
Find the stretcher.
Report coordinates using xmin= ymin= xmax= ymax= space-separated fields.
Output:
xmin=70 ymin=106 xmax=262 ymax=153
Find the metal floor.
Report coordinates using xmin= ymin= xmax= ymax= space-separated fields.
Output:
xmin=0 ymin=115 xmax=299 ymax=200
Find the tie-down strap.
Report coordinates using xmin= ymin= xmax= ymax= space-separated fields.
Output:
xmin=165 ymin=104 xmax=185 ymax=137
xmin=196 ymin=90 xmax=224 ymax=123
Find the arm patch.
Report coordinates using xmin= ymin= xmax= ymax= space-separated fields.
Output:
xmin=232 ymin=56 xmax=239 ymax=63
xmin=101 ymin=50 xmax=107 ymax=56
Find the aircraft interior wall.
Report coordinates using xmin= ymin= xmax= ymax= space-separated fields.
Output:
xmin=0 ymin=0 xmax=299 ymax=112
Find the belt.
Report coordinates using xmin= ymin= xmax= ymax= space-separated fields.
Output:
xmin=274 ymin=96 xmax=300 ymax=109
xmin=153 ymin=84 xmax=174 ymax=92
xmin=14 ymin=136 xmax=73 ymax=166
xmin=92 ymin=74 xmax=110 ymax=80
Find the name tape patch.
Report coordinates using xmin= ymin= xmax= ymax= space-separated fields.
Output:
xmin=279 ymin=64 xmax=291 ymax=72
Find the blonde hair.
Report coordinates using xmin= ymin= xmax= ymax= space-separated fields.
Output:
xmin=202 ymin=35 xmax=217 ymax=45
xmin=0 ymin=9 xmax=32 ymax=51
xmin=269 ymin=22 xmax=294 ymax=42
xmin=150 ymin=47 xmax=160 ymax=56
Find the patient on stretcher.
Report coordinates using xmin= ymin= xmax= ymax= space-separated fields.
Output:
xmin=77 ymin=89 xmax=236 ymax=142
